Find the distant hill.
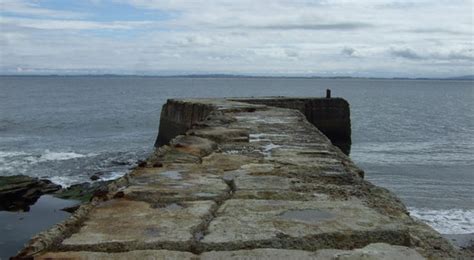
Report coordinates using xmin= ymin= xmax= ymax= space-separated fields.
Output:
xmin=1 ymin=74 xmax=473 ymax=80
xmin=444 ymin=75 xmax=474 ymax=80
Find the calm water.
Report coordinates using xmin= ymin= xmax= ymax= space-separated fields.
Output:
xmin=1 ymin=76 xmax=473 ymax=237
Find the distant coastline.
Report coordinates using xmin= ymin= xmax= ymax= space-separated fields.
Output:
xmin=1 ymin=74 xmax=473 ymax=81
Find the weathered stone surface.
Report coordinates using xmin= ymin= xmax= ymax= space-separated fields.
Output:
xmin=232 ymin=97 xmax=352 ymax=154
xmin=200 ymin=243 xmax=426 ymax=260
xmin=36 ymin=250 xmax=196 ymax=260
xmin=202 ymin=199 xmax=408 ymax=251
xmin=315 ymin=243 xmax=426 ymax=260
xmin=170 ymin=135 xmax=217 ymax=157
xmin=124 ymin=168 xmax=230 ymax=203
xmin=0 ymin=175 xmax=61 ymax=211
xmin=61 ymin=199 xmax=215 ymax=251
xmin=200 ymin=248 xmax=320 ymax=259
xmin=189 ymin=127 xmax=249 ymax=143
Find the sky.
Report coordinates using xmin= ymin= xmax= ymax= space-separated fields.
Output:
xmin=0 ymin=0 xmax=473 ymax=77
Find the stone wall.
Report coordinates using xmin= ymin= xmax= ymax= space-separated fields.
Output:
xmin=154 ymin=100 xmax=214 ymax=147
xmin=232 ymin=97 xmax=351 ymax=154
xmin=156 ymin=97 xmax=351 ymax=154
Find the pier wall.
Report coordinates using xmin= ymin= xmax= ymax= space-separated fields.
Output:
xmin=17 ymin=97 xmax=462 ymax=259
xmin=156 ymin=97 xmax=351 ymax=153
xmin=232 ymin=97 xmax=351 ymax=154
xmin=154 ymin=100 xmax=214 ymax=147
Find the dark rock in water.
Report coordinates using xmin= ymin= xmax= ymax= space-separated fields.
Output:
xmin=61 ymin=204 xmax=80 ymax=213
xmin=0 ymin=175 xmax=62 ymax=211
xmin=90 ymin=172 xmax=105 ymax=181
xmin=110 ymin=160 xmax=131 ymax=166
xmin=54 ymin=181 xmax=111 ymax=202
xmin=137 ymin=160 xmax=147 ymax=167
xmin=152 ymin=161 xmax=163 ymax=168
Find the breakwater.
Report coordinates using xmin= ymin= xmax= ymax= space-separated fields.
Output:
xmin=17 ymin=97 xmax=462 ymax=259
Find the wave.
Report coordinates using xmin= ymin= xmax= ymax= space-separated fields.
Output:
xmin=0 ymin=149 xmax=142 ymax=187
xmin=39 ymin=151 xmax=96 ymax=162
xmin=409 ymin=207 xmax=474 ymax=234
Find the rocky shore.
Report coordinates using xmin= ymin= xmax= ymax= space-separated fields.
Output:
xmin=0 ymin=175 xmax=111 ymax=212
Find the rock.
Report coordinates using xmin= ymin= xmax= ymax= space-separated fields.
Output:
xmin=152 ymin=161 xmax=163 ymax=168
xmin=54 ymin=181 xmax=111 ymax=202
xmin=90 ymin=172 xmax=105 ymax=181
xmin=137 ymin=160 xmax=147 ymax=167
xmin=0 ymin=175 xmax=61 ymax=211
xmin=170 ymin=135 xmax=217 ymax=157
xmin=61 ymin=205 xmax=80 ymax=213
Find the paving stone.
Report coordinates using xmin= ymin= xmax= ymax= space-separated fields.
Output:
xmin=124 ymin=168 xmax=229 ymax=203
xmin=61 ymin=199 xmax=215 ymax=251
xmin=202 ymin=199 xmax=408 ymax=251
xmin=200 ymin=243 xmax=426 ymax=260
xmin=35 ymin=250 xmax=197 ymax=260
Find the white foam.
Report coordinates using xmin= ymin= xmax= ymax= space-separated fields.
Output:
xmin=49 ymin=176 xmax=82 ymax=187
xmin=39 ymin=151 xmax=95 ymax=162
xmin=100 ymin=171 xmax=127 ymax=182
xmin=409 ymin=207 xmax=474 ymax=234
xmin=0 ymin=151 xmax=29 ymax=157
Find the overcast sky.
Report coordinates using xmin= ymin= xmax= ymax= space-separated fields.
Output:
xmin=1 ymin=0 xmax=473 ymax=77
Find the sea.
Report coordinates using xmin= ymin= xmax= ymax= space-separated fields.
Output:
xmin=0 ymin=76 xmax=473 ymax=256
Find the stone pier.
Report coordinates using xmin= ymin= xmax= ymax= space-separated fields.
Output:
xmin=17 ymin=98 xmax=462 ymax=259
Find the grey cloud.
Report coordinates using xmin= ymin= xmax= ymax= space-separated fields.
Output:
xmin=247 ymin=22 xmax=372 ymax=31
xmin=390 ymin=47 xmax=424 ymax=60
xmin=444 ymin=49 xmax=474 ymax=61
xmin=389 ymin=47 xmax=474 ymax=61
xmin=406 ymin=28 xmax=467 ymax=35
xmin=341 ymin=47 xmax=357 ymax=57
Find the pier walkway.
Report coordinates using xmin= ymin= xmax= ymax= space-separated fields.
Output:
xmin=18 ymin=98 xmax=459 ymax=259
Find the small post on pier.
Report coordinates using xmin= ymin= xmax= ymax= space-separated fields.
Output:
xmin=326 ymin=89 xmax=331 ymax=98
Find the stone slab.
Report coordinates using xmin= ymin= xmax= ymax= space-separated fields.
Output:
xmin=36 ymin=250 xmax=196 ymax=260
xmin=124 ymin=168 xmax=230 ymax=203
xmin=61 ymin=199 xmax=215 ymax=251
xmin=202 ymin=199 xmax=408 ymax=251
xmin=200 ymin=243 xmax=425 ymax=260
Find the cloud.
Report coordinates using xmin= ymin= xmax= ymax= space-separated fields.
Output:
xmin=341 ymin=47 xmax=358 ymax=57
xmin=390 ymin=47 xmax=423 ymax=60
xmin=389 ymin=47 xmax=474 ymax=62
xmin=1 ymin=0 xmax=473 ymax=77
xmin=247 ymin=22 xmax=372 ymax=31
xmin=0 ymin=17 xmax=154 ymax=30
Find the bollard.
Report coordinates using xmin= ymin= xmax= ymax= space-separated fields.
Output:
xmin=326 ymin=89 xmax=331 ymax=98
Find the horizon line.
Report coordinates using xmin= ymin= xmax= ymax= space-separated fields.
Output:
xmin=1 ymin=73 xmax=473 ymax=80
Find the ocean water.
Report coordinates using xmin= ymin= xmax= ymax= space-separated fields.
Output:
xmin=1 ymin=76 xmax=473 ymax=236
